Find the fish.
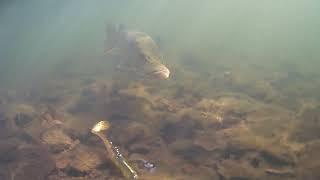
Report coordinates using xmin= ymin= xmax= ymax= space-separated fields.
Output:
xmin=105 ymin=24 xmax=170 ymax=80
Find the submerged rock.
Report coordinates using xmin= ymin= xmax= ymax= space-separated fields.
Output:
xmin=217 ymin=159 xmax=260 ymax=179
xmin=296 ymin=140 xmax=320 ymax=179
xmin=0 ymin=112 xmax=17 ymax=138
xmin=291 ymin=105 xmax=320 ymax=142
xmin=40 ymin=128 xmax=79 ymax=154
xmin=0 ymin=140 xmax=19 ymax=163
xmin=14 ymin=113 xmax=33 ymax=128
xmin=113 ymin=122 xmax=151 ymax=145
xmin=9 ymin=104 xmax=36 ymax=128
xmin=56 ymin=145 xmax=106 ymax=172
xmin=67 ymin=81 xmax=112 ymax=114
xmin=7 ymin=146 xmax=55 ymax=180
xmin=105 ymin=83 xmax=157 ymax=122
xmin=193 ymin=130 xmax=221 ymax=152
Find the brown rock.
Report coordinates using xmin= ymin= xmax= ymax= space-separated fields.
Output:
xmin=55 ymin=145 xmax=106 ymax=173
xmin=41 ymin=128 xmax=77 ymax=154
xmin=9 ymin=146 xmax=55 ymax=180
xmin=217 ymin=159 xmax=260 ymax=179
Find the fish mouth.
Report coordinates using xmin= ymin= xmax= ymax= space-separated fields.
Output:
xmin=151 ymin=66 xmax=170 ymax=79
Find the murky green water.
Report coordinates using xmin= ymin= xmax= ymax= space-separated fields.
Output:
xmin=0 ymin=1 xmax=320 ymax=179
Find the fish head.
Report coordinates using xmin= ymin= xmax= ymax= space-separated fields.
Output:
xmin=150 ymin=64 xmax=170 ymax=79
xmin=138 ymin=49 xmax=170 ymax=79
xmin=143 ymin=62 xmax=170 ymax=80
xmin=121 ymin=31 xmax=171 ymax=80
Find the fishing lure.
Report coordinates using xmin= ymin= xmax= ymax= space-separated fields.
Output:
xmin=91 ymin=120 xmax=138 ymax=179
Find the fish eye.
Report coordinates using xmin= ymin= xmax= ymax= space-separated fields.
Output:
xmin=138 ymin=52 xmax=146 ymax=59
xmin=143 ymin=54 xmax=151 ymax=60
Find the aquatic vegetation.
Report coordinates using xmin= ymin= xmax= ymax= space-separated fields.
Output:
xmin=7 ymin=146 xmax=55 ymax=180
xmin=296 ymin=140 xmax=320 ymax=179
xmin=217 ymin=159 xmax=261 ymax=179
xmin=0 ymin=69 xmax=314 ymax=180
xmin=54 ymin=145 xmax=105 ymax=173
xmin=0 ymin=69 xmax=316 ymax=179
xmin=7 ymin=104 xmax=36 ymax=129
xmin=41 ymin=128 xmax=79 ymax=154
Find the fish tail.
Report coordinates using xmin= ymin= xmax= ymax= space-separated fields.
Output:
xmin=105 ymin=23 xmax=118 ymax=53
xmin=105 ymin=23 xmax=125 ymax=53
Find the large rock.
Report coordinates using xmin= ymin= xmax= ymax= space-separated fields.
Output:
xmin=5 ymin=146 xmax=55 ymax=180
xmin=217 ymin=159 xmax=261 ymax=179
xmin=291 ymin=105 xmax=320 ymax=142
xmin=41 ymin=128 xmax=79 ymax=154
xmin=9 ymin=104 xmax=36 ymax=128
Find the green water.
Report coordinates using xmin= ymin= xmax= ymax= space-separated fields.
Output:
xmin=0 ymin=1 xmax=320 ymax=179
xmin=1 ymin=1 xmax=319 ymax=84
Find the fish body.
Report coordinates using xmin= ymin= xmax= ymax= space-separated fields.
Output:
xmin=105 ymin=24 xmax=170 ymax=80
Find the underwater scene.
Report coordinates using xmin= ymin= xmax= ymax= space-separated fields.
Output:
xmin=1 ymin=0 xmax=320 ymax=179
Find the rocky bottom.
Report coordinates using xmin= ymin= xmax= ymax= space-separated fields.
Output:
xmin=0 ymin=66 xmax=320 ymax=180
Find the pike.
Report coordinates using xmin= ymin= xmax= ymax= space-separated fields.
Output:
xmin=105 ymin=24 xmax=170 ymax=80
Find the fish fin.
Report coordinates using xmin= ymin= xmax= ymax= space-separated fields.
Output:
xmin=115 ymin=62 xmax=138 ymax=72
xmin=116 ymin=63 xmax=149 ymax=80
xmin=104 ymin=47 xmax=121 ymax=55
xmin=105 ymin=23 xmax=122 ymax=53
